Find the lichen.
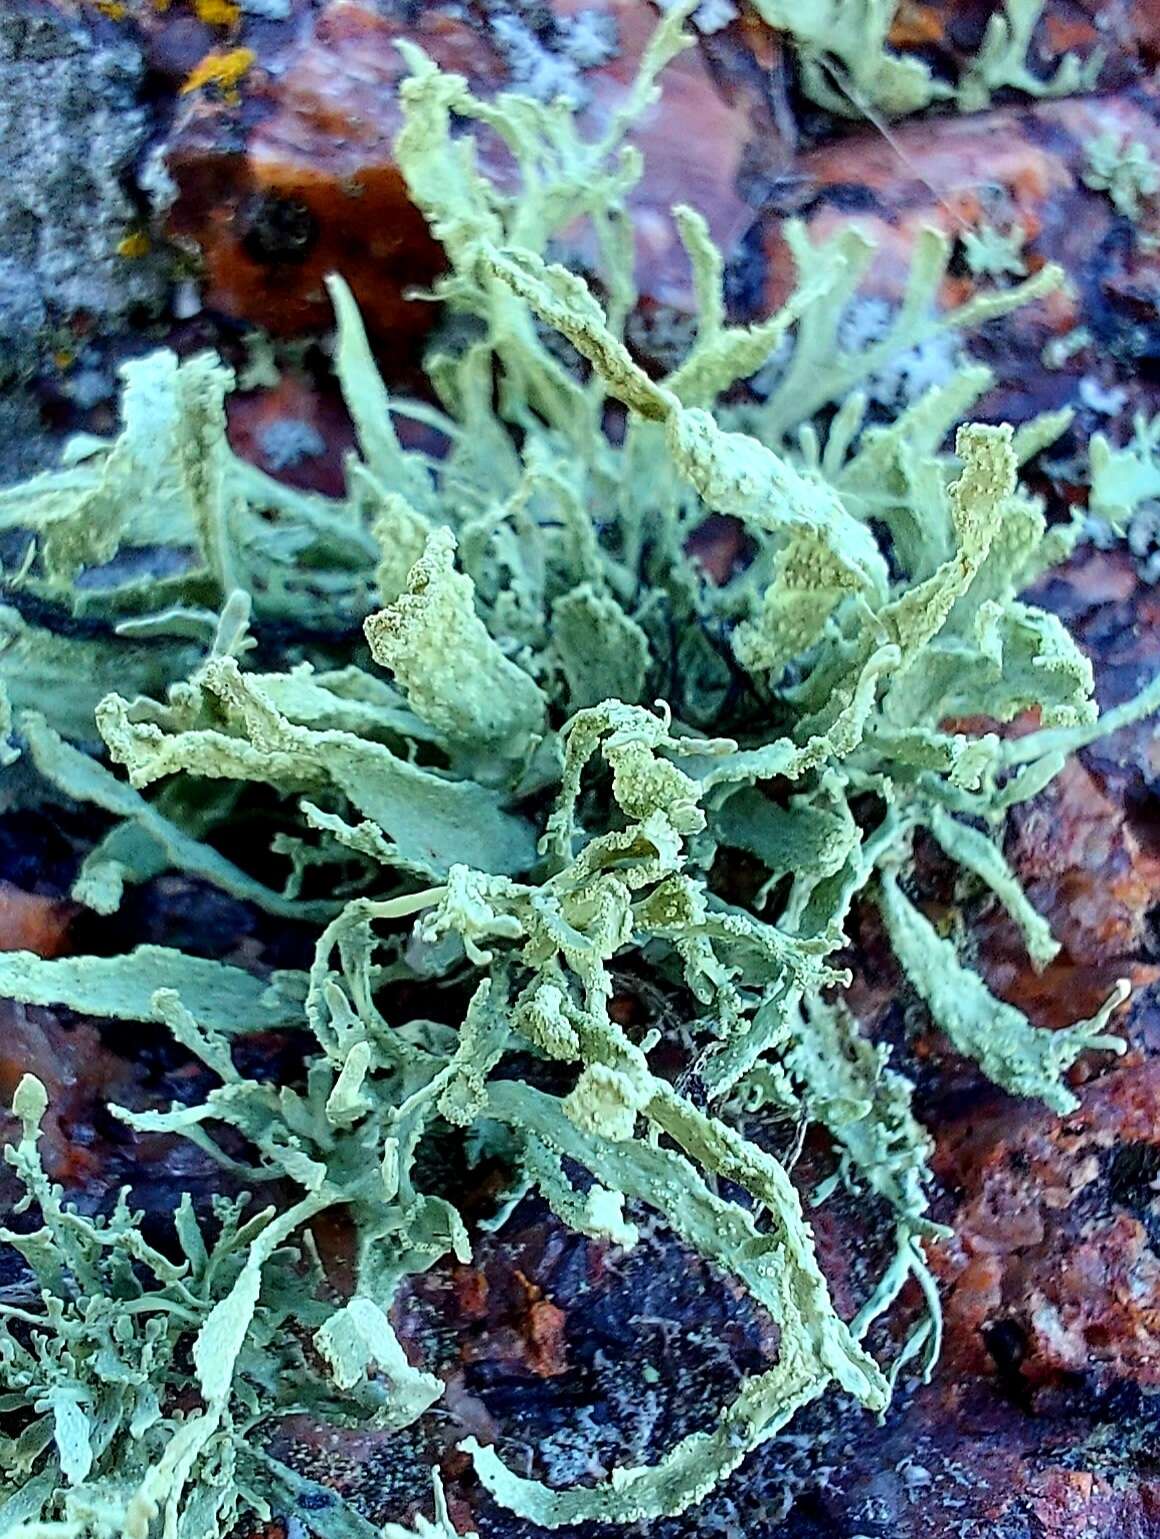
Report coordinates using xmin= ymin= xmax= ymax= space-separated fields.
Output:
xmin=961 ymin=223 xmax=1028 ymax=279
xmin=180 ymin=46 xmax=255 ymax=100
xmin=1082 ymin=131 xmax=1160 ymax=220
xmin=0 ymin=8 xmax=1153 ymax=1536
xmin=193 ymin=0 xmax=242 ymax=26
xmin=750 ymin=0 xmax=1099 ymax=119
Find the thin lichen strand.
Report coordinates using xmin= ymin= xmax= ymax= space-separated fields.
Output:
xmin=0 ymin=6 xmax=1153 ymax=1536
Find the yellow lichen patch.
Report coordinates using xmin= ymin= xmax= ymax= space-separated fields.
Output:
xmin=95 ymin=0 xmax=128 ymax=18
xmin=117 ymin=231 xmax=152 ymax=260
xmin=180 ymin=46 xmax=255 ymax=101
xmin=193 ymin=0 xmax=241 ymax=26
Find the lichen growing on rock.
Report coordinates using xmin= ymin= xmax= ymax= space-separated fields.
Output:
xmin=0 ymin=6 xmax=1155 ymax=1536
xmin=1082 ymin=130 xmax=1160 ymax=219
xmin=750 ymin=0 xmax=1100 ymax=118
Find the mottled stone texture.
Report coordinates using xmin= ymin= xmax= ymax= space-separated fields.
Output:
xmin=0 ymin=2 xmax=172 ymax=478
xmin=7 ymin=0 xmax=1160 ymax=1535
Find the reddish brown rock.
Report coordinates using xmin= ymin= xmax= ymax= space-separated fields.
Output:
xmin=415 ymin=1236 xmax=586 ymax=1383
xmin=225 ymin=367 xmax=355 ymax=495
xmin=159 ymin=0 xmax=780 ymax=339
xmin=1022 ymin=1466 xmax=1160 ymax=1538
xmin=1008 ymin=757 xmax=1160 ymax=968
xmin=0 ymin=880 xmax=72 ymax=958
xmin=0 ymin=1003 xmax=142 ymax=1187
xmin=929 ymin=1059 xmax=1160 ymax=1389
xmin=164 ymin=3 xmax=490 ymax=339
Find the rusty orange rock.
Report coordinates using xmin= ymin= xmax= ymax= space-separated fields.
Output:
xmin=932 ymin=1059 xmax=1160 ymax=1393
xmin=166 ymin=3 xmax=498 ymax=338
xmin=888 ymin=1 xmax=945 ymax=48
xmin=0 ymin=880 xmax=72 ymax=958
xmin=163 ymin=0 xmax=776 ymax=338
xmin=523 ymin=1294 xmax=569 ymax=1378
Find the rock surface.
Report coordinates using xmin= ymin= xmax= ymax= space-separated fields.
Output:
xmin=0 ymin=2 xmax=172 ymax=479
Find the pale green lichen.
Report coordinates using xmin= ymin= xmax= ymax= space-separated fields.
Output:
xmin=0 ymin=9 xmax=1150 ymax=1536
xmin=1082 ymin=131 xmax=1160 ymax=220
xmin=1088 ymin=411 xmax=1160 ymax=538
xmin=364 ymin=527 xmax=547 ymax=766
xmin=0 ymin=1072 xmax=343 ymax=1539
xmin=751 ymin=0 xmax=950 ymax=118
xmin=878 ymin=869 xmax=1126 ymax=1114
xmin=955 ymin=0 xmax=1102 ymax=112
xmin=751 ymin=0 xmax=1100 ymax=119
xmin=1042 ymin=324 xmax=1092 ymax=370
xmin=961 ymin=223 xmax=1028 ymax=279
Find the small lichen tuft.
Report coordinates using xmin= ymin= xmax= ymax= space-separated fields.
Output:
xmin=1082 ymin=131 xmax=1160 ymax=220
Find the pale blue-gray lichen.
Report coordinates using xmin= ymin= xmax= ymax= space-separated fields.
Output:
xmin=0 ymin=5 xmax=1152 ymax=1535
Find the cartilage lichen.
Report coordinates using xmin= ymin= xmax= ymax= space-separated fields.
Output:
xmin=1082 ymin=131 xmax=1160 ymax=220
xmin=0 ymin=5 xmax=1152 ymax=1535
xmin=962 ymin=223 xmax=1028 ymax=279
xmin=751 ymin=0 xmax=1099 ymax=118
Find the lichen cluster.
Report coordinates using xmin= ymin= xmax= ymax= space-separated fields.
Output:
xmin=751 ymin=0 xmax=1099 ymax=117
xmin=0 ymin=6 xmax=1155 ymax=1536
